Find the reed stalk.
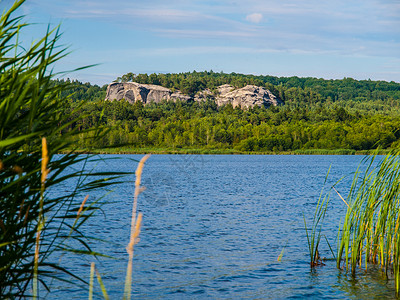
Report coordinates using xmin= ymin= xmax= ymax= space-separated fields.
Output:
xmin=33 ymin=137 xmax=50 ymax=299
xmin=86 ymin=155 xmax=150 ymax=299
xmin=304 ymin=167 xmax=331 ymax=267
xmin=0 ymin=1 xmax=126 ymax=297
xmin=307 ymin=152 xmax=400 ymax=296
xmin=123 ymin=154 xmax=150 ymax=300
xmin=89 ymin=262 xmax=95 ymax=300
xmin=333 ymin=151 xmax=400 ymax=295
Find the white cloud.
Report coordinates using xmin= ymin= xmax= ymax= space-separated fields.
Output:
xmin=156 ymin=29 xmax=258 ymax=39
xmin=245 ymin=13 xmax=263 ymax=24
xmin=22 ymin=0 xmax=400 ymax=77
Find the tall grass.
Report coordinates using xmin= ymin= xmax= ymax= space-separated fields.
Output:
xmin=0 ymin=1 xmax=126 ymax=297
xmin=308 ymin=151 xmax=400 ymax=295
xmin=295 ymin=149 xmax=357 ymax=155
xmin=336 ymin=152 xmax=400 ymax=289
xmin=123 ymin=154 xmax=150 ymax=300
xmin=87 ymin=155 xmax=150 ymax=300
xmin=304 ymin=167 xmax=331 ymax=266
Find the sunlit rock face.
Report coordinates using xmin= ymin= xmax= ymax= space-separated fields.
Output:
xmin=105 ymin=82 xmax=282 ymax=108
xmin=215 ymin=84 xmax=283 ymax=108
xmin=105 ymin=82 xmax=191 ymax=104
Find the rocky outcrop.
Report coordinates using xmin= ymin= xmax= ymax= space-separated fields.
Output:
xmin=170 ymin=91 xmax=192 ymax=102
xmin=105 ymin=82 xmax=283 ymax=108
xmin=217 ymin=84 xmax=235 ymax=95
xmin=105 ymin=82 xmax=190 ymax=104
xmin=216 ymin=84 xmax=282 ymax=108
xmin=193 ymin=88 xmax=213 ymax=102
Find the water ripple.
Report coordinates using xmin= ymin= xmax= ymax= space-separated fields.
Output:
xmin=49 ymin=154 xmax=397 ymax=299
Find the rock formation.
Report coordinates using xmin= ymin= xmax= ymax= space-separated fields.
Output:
xmin=105 ymin=82 xmax=191 ymax=104
xmin=193 ymin=88 xmax=213 ymax=102
xmin=216 ymin=84 xmax=282 ymax=108
xmin=105 ymin=82 xmax=283 ymax=108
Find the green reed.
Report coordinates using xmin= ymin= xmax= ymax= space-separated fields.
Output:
xmin=0 ymin=1 xmax=126 ymax=297
xmin=304 ymin=167 xmax=331 ymax=267
xmin=309 ymin=151 xmax=400 ymax=296
xmin=336 ymin=152 xmax=400 ymax=286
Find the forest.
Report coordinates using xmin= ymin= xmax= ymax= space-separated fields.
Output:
xmin=60 ymin=71 xmax=400 ymax=153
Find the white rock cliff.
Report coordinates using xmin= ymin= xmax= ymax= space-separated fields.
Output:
xmin=105 ymin=82 xmax=283 ymax=108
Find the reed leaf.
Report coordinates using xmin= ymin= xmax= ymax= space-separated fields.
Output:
xmin=89 ymin=262 xmax=95 ymax=300
xmin=332 ymin=150 xmax=400 ymax=295
xmin=0 ymin=1 xmax=129 ymax=297
xmin=305 ymin=166 xmax=331 ymax=267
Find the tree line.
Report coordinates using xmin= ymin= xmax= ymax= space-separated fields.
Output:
xmin=115 ymin=71 xmax=400 ymax=102
xmin=59 ymin=72 xmax=400 ymax=153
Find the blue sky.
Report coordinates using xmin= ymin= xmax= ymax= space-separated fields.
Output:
xmin=4 ymin=0 xmax=400 ymax=85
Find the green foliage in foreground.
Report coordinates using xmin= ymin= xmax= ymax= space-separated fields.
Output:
xmin=308 ymin=151 xmax=400 ymax=296
xmin=0 ymin=1 xmax=125 ymax=297
xmin=336 ymin=154 xmax=400 ymax=280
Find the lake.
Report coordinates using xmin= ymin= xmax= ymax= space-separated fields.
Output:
xmin=48 ymin=154 xmax=396 ymax=299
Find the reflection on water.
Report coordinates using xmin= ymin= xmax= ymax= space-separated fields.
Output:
xmin=48 ymin=154 xmax=397 ymax=299
xmin=333 ymin=265 xmax=395 ymax=299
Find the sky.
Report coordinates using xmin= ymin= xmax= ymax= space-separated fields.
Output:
xmin=2 ymin=0 xmax=400 ymax=85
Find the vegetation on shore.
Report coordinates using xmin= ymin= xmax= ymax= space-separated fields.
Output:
xmin=62 ymin=98 xmax=400 ymax=154
xmin=73 ymin=146 xmax=389 ymax=156
xmin=55 ymin=70 xmax=400 ymax=154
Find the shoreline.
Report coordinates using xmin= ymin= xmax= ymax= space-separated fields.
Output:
xmin=71 ymin=147 xmax=390 ymax=155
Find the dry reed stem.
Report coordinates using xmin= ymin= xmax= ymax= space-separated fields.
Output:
xmin=12 ymin=165 xmax=23 ymax=174
xmin=23 ymin=206 xmax=30 ymax=225
xmin=18 ymin=199 xmax=25 ymax=220
xmin=77 ymin=195 xmax=89 ymax=217
xmin=33 ymin=221 xmax=43 ymax=298
xmin=89 ymin=262 xmax=95 ymax=300
xmin=130 ymin=154 xmax=150 ymax=249
xmin=33 ymin=137 xmax=50 ymax=299
xmin=332 ymin=186 xmax=350 ymax=208
xmin=41 ymin=137 xmax=50 ymax=185
xmin=0 ymin=159 xmax=23 ymax=174
xmin=124 ymin=154 xmax=150 ymax=300
xmin=127 ymin=213 xmax=143 ymax=252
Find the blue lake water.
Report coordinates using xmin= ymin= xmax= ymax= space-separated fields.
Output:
xmin=48 ymin=154 xmax=396 ymax=299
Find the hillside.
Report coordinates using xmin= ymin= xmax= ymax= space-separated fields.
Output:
xmin=60 ymin=72 xmax=400 ymax=154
